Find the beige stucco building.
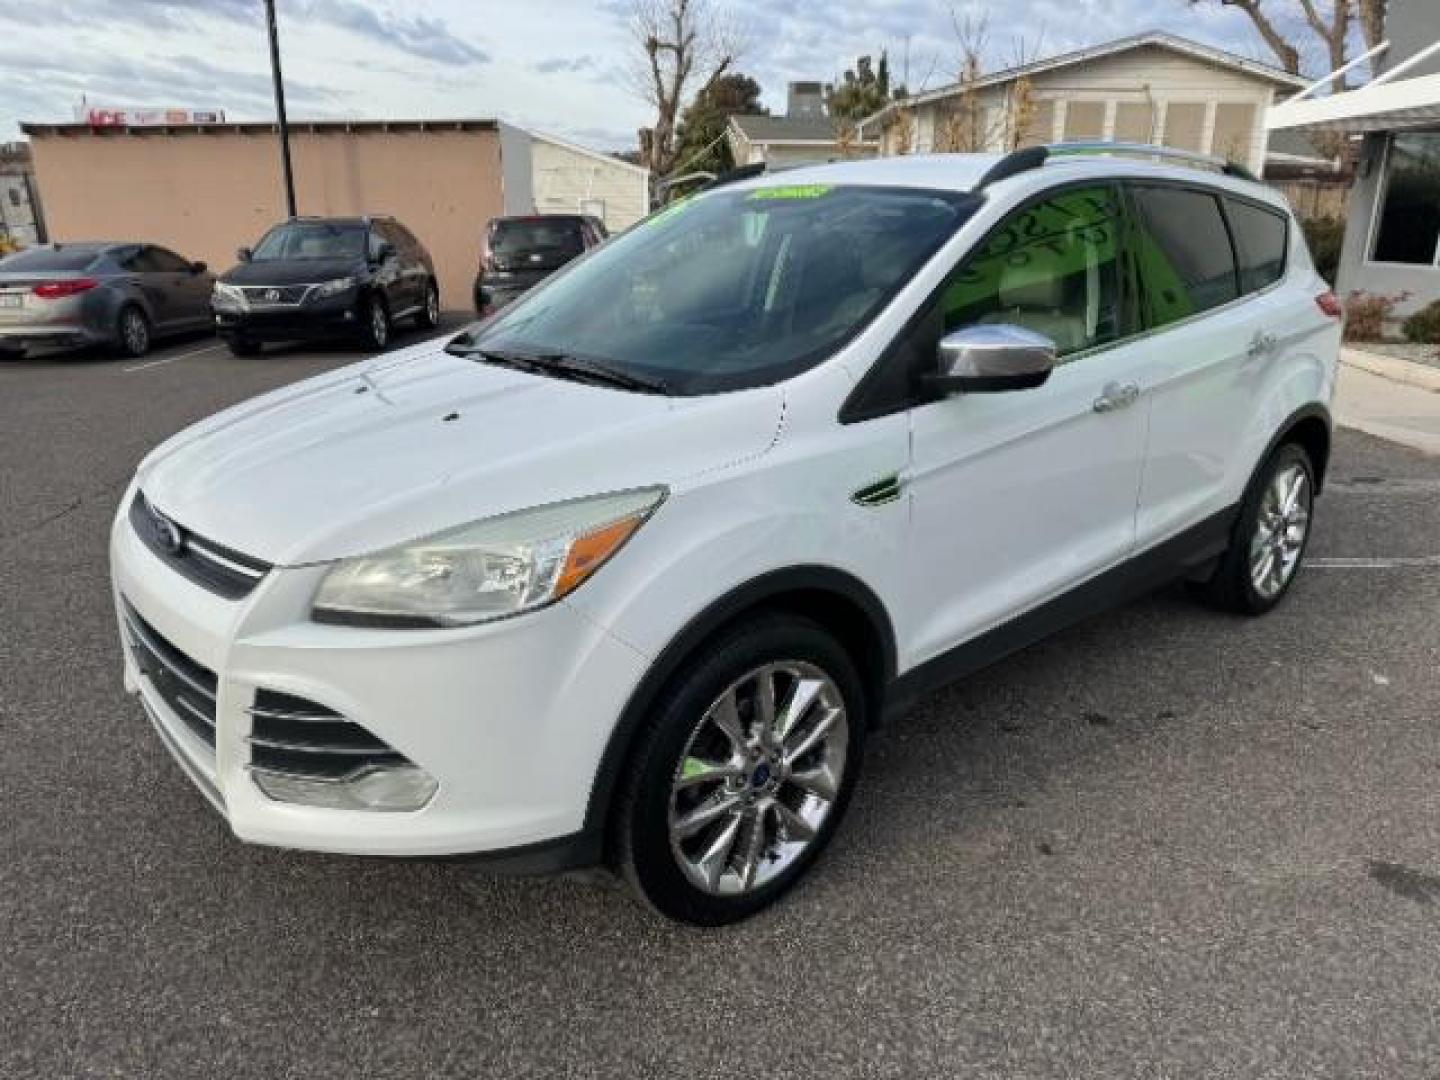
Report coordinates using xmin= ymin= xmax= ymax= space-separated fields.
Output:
xmin=859 ymin=32 xmax=1306 ymax=177
xmin=20 ymin=119 xmax=649 ymax=311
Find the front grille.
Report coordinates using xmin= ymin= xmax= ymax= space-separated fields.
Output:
xmin=130 ymin=492 xmax=271 ymax=600
xmin=247 ymin=689 xmax=413 ymax=781
xmin=238 ymin=284 xmax=311 ymax=306
xmin=121 ymin=602 xmax=217 ymax=749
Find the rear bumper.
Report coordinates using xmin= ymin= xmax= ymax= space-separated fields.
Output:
xmin=0 ymin=324 xmax=106 ymax=350
xmin=475 ymin=272 xmax=547 ymax=312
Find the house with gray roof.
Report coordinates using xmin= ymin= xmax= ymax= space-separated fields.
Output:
xmin=726 ymin=82 xmax=877 ymax=168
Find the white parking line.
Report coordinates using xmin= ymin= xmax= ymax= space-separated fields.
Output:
xmin=122 ymin=343 xmax=227 ymax=373
xmin=1305 ymin=556 xmax=1440 ymax=569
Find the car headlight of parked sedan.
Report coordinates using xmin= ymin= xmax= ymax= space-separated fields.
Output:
xmin=313 ymin=275 xmax=358 ymax=299
xmin=312 ymin=487 xmax=667 ymax=628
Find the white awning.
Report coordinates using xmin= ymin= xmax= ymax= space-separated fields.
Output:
xmin=1268 ymin=71 xmax=1440 ymax=134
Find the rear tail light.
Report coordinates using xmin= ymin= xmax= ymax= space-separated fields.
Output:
xmin=1316 ymin=290 xmax=1343 ymax=320
xmin=33 ymin=277 xmax=99 ymax=299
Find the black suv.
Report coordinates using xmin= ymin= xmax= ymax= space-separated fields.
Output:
xmin=213 ymin=216 xmax=439 ymax=355
xmin=474 ymin=214 xmax=606 ymax=314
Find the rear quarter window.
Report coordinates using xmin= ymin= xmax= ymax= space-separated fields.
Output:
xmin=1225 ymin=199 xmax=1288 ymax=293
xmin=1129 ymin=186 xmax=1239 ymax=328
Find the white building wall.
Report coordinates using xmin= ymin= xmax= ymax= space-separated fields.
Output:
xmin=530 ymin=134 xmax=650 ymax=232
xmin=497 ymin=123 xmax=535 ymax=218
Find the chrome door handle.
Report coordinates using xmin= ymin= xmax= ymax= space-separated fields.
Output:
xmin=1093 ymin=381 xmax=1140 ymax=413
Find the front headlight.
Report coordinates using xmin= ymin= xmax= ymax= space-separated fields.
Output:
xmin=312 ymin=487 xmax=666 ymax=628
xmin=313 ymin=275 xmax=357 ymax=298
xmin=212 ymin=282 xmax=246 ymax=308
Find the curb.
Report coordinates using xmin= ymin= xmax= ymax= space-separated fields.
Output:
xmin=1341 ymin=349 xmax=1440 ymax=393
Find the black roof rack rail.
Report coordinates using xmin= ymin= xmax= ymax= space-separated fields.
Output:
xmin=975 ymin=146 xmax=1048 ymax=191
xmin=976 ymin=141 xmax=1261 ymax=191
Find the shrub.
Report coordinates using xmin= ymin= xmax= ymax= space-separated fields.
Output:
xmin=1302 ymin=215 xmax=1344 ymax=286
xmin=1401 ymin=300 xmax=1440 ymax=345
xmin=1343 ymin=290 xmax=1410 ymax=343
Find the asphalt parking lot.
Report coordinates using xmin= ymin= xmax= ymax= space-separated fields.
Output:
xmin=2 ymin=330 xmax=1438 ymax=1078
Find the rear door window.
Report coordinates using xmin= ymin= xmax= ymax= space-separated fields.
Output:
xmin=1128 ymin=186 xmax=1239 ymax=328
xmin=1225 ymin=199 xmax=1288 ymax=293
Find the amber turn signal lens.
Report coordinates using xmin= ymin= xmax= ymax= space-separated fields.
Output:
xmin=554 ymin=514 xmax=645 ymax=598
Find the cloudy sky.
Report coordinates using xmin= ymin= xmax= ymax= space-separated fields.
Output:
xmin=0 ymin=0 xmax=1319 ymax=152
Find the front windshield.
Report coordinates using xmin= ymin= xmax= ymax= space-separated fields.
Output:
xmin=251 ymin=221 xmax=366 ymax=261
xmin=459 ymin=184 xmax=975 ymax=394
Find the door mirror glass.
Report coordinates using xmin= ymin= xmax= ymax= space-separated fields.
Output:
xmin=931 ymin=324 xmax=1057 ymax=394
xmin=236 ymin=247 xmax=252 ymax=263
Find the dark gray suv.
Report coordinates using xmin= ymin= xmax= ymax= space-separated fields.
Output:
xmin=213 ymin=216 xmax=439 ymax=356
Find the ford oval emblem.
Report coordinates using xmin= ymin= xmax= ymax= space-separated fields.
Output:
xmin=265 ymin=288 xmax=281 ymax=302
xmin=151 ymin=508 xmax=185 ymax=556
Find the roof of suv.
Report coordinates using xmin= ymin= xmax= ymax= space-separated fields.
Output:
xmin=725 ymin=148 xmax=1287 ymax=212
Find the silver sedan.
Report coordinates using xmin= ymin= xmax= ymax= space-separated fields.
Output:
xmin=0 ymin=242 xmax=216 ymax=359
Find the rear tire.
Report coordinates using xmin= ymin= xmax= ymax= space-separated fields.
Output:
xmin=613 ymin=613 xmax=866 ymax=925
xmin=227 ymin=339 xmax=261 ymax=357
xmin=416 ymin=282 xmax=440 ymax=329
xmin=359 ymin=295 xmax=390 ymax=350
xmin=116 ymin=305 xmax=151 ymax=359
xmin=1189 ymin=442 xmax=1315 ymax=615
xmin=0 ymin=346 xmax=23 ymax=362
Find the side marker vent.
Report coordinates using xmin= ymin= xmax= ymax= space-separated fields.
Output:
xmin=851 ymin=475 xmax=904 ymax=507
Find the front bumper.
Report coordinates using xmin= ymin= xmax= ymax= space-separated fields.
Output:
xmin=213 ymin=295 xmax=363 ymax=342
xmin=110 ymin=491 xmax=650 ymax=863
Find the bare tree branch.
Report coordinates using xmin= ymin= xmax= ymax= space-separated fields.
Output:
xmin=1191 ymin=0 xmax=1301 ymax=74
xmin=628 ymin=0 xmax=745 ymax=177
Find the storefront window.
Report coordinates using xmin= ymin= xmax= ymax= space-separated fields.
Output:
xmin=1372 ymin=132 xmax=1440 ymax=265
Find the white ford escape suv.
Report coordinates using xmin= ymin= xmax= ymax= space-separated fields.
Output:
xmin=112 ymin=145 xmax=1341 ymax=924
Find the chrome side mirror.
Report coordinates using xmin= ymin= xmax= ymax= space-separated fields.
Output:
xmin=930 ymin=324 xmax=1057 ymax=394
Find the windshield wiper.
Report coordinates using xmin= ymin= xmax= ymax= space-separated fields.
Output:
xmin=450 ymin=341 xmax=668 ymax=395
xmin=523 ymin=352 xmax=669 ymax=395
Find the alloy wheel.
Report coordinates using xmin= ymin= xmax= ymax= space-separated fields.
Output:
xmin=370 ymin=301 xmax=389 ymax=347
xmin=667 ymin=661 xmax=848 ymax=896
xmin=1249 ymin=462 xmax=1311 ymax=599
xmin=122 ymin=309 xmax=149 ymax=355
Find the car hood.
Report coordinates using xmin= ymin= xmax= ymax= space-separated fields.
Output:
xmin=136 ymin=339 xmax=785 ymax=565
xmin=220 ymin=258 xmax=363 ymax=286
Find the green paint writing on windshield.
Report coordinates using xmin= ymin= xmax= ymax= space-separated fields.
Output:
xmin=746 ymin=184 xmax=832 ymax=201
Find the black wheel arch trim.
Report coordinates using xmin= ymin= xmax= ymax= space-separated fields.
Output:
xmin=580 ymin=565 xmax=898 ymax=847
xmin=1261 ymin=401 xmax=1332 ymax=493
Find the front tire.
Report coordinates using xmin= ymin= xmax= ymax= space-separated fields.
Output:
xmin=358 ymin=295 xmax=390 ymax=350
xmin=416 ymin=281 xmax=440 ymax=329
xmin=1191 ymin=442 xmax=1315 ymax=615
xmin=613 ymin=614 xmax=866 ymax=925
xmin=116 ymin=305 xmax=151 ymax=358
xmin=226 ymin=338 xmax=261 ymax=357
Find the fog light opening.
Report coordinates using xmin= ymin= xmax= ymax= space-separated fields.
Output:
xmin=251 ymin=763 xmax=438 ymax=812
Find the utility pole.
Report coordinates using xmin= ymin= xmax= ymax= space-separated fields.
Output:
xmin=264 ymin=0 xmax=297 ymax=218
